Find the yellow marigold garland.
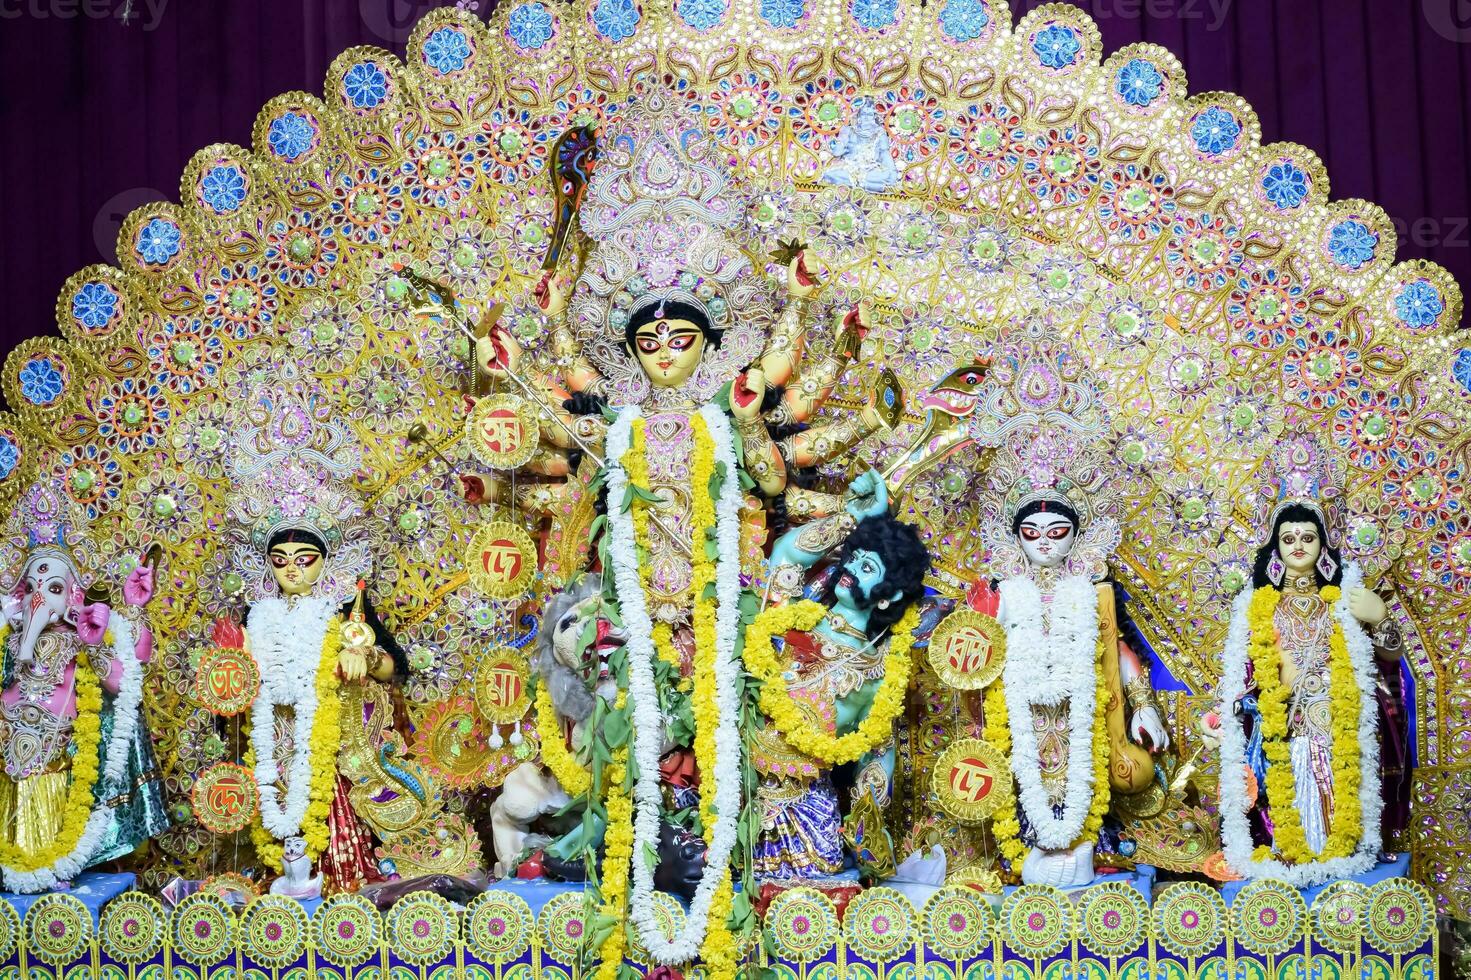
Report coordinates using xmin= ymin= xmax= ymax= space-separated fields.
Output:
xmin=653 ymin=620 xmax=694 ymax=697
xmin=690 ymin=414 xmax=720 ymax=834
xmin=594 ymin=694 xmax=632 ymax=980
xmin=1246 ymin=585 xmax=1361 ymax=865
xmin=1084 ymin=662 xmax=1111 ymax=844
xmin=249 ymin=616 xmax=343 ymax=871
xmin=744 ymin=600 xmax=918 ymax=766
xmin=701 ymin=870 xmax=738 ymax=980
xmin=981 ymin=681 xmax=1026 ymax=865
xmin=616 ymin=414 xmax=739 ymax=977
xmin=535 ymin=684 xmax=590 ymax=798
xmin=0 ymin=653 xmax=103 ymax=873
xmin=982 ymin=636 xmax=1111 ymax=865
xmin=627 ymin=418 xmax=651 ymax=568
xmin=688 ymin=415 xmax=740 ymax=980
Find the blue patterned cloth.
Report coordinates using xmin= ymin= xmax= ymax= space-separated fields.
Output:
xmin=89 ymin=689 xmax=172 ymax=866
xmin=753 ymin=775 xmax=846 ymax=880
xmin=1 ymin=872 xmax=135 ymax=925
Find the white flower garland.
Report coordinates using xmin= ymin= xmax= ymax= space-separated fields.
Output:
xmin=1217 ymin=562 xmax=1384 ymax=887
xmin=246 ymin=594 xmax=337 ymax=841
xmin=605 ymin=405 xmax=745 ymax=965
xmin=3 ymin=617 xmax=145 ymax=892
xmin=997 ymin=574 xmax=1101 ymax=850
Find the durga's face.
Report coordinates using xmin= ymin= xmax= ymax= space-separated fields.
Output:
xmin=633 ymin=317 xmax=705 ymax=388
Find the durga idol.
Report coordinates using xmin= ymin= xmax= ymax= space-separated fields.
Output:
xmin=451 ymin=97 xmax=904 ymax=978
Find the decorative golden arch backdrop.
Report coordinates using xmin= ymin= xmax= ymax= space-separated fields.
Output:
xmin=0 ymin=0 xmax=1465 ymax=924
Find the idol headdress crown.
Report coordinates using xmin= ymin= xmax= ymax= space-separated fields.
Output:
xmin=566 ymin=93 xmax=772 ymax=407
xmin=224 ymin=380 xmax=370 ymax=603
xmin=1258 ymin=432 xmax=1344 ymax=543
xmin=230 ymin=459 xmax=362 ymax=559
xmin=977 ymin=322 xmax=1121 ymax=582
xmin=1 ymin=481 xmax=92 ymax=591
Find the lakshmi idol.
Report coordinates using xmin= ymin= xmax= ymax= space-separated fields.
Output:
xmin=221 ymin=388 xmax=411 ymax=898
xmin=0 ymin=482 xmax=168 ymax=893
xmin=1215 ymin=434 xmax=1409 ymax=886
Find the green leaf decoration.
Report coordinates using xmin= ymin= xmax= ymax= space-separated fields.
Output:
xmin=601 ymin=704 xmax=631 ymax=747
xmin=630 ymin=484 xmax=665 ymax=506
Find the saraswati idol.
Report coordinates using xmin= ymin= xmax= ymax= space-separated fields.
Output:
xmin=0 ymin=482 xmax=168 ymax=892
xmin=963 ymin=326 xmax=1172 ymax=889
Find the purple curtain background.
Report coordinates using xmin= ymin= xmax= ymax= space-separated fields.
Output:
xmin=1 ymin=0 xmax=1469 ymax=358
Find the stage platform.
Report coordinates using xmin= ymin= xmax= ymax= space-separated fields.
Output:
xmin=0 ymin=871 xmax=1434 ymax=977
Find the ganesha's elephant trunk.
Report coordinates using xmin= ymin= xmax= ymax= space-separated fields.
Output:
xmin=15 ymin=598 xmax=54 ymax=665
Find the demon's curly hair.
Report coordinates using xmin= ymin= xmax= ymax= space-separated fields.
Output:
xmin=1251 ymin=502 xmax=1344 ymax=590
xmin=821 ymin=513 xmax=930 ymax=641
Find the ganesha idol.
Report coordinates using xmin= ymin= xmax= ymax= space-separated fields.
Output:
xmin=0 ymin=483 xmax=168 ymax=893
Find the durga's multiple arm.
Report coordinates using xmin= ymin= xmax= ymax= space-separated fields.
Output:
xmin=731 ymin=251 xmax=896 ymax=508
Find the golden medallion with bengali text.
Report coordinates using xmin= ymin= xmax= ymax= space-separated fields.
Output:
xmin=927 ymin=609 xmax=1006 ymax=690
xmin=467 ymin=521 xmax=537 ymax=598
xmin=931 ymin=738 xmax=1012 ymax=825
xmin=194 ymin=647 xmax=261 ymax=717
xmin=467 ymin=395 xmax=540 ymax=470
xmin=474 ymin=649 xmax=531 ymax=725
xmin=192 ymin=762 xmax=258 ymax=834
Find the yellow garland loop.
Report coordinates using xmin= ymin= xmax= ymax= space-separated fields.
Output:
xmin=654 ymin=621 xmax=692 ymax=695
xmin=535 ymin=684 xmax=590 ymax=798
xmin=744 ymin=600 xmax=918 ymax=766
xmin=982 ymin=682 xmax=1026 ymax=866
xmin=626 ymin=416 xmax=693 ymax=686
xmin=594 ymin=694 xmax=631 ymax=980
xmin=0 ymin=654 xmax=103 ymax=874
xmin=621 ymin=413 xmax=739 ymax=977
xmin=250 ymin=616 xmax=343 ymax=871
xmin=627 ymin=418 xmax=651 ymax=577
xmin=1246 ymin=586 xmax=1361 ymax=865
xmin=701 ymin=870 xmax=738 ymax=980
xmin=1085 ymin=666 xmax=1111 ymax=843
xmin=983 ymin=632 xmax=1111 ymax=864
xmin=690 ymin=414 xmax=720 ymax=836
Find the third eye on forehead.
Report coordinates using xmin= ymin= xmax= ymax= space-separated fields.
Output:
xmin=1278 ymin=522 xmax=1317 ymax=542
xmin=636 ymin=322 xmax=699 ymax=344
